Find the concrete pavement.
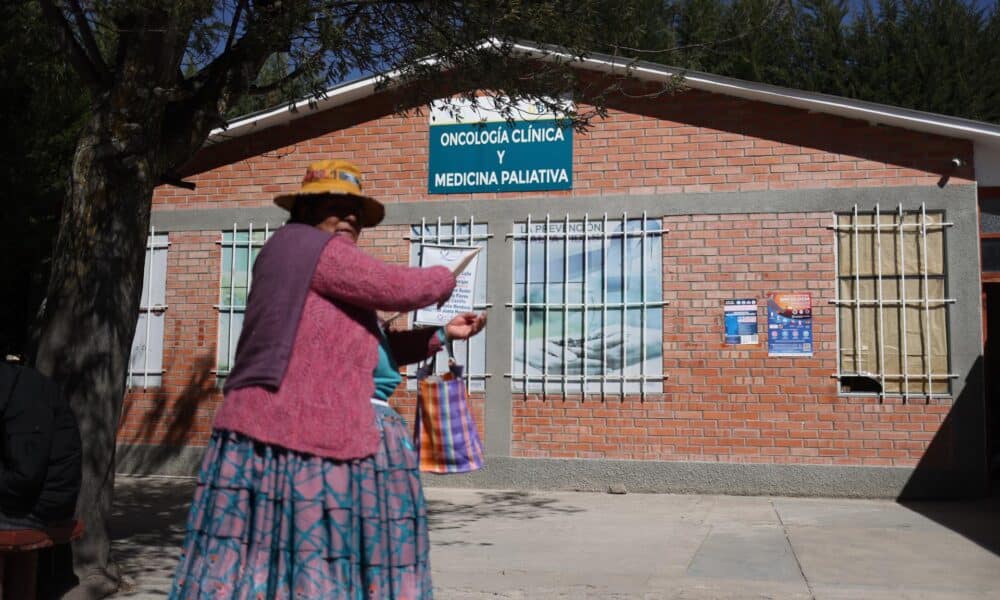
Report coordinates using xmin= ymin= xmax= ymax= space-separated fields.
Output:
xmin=109 ymin=476 xmax=1000 ymax=599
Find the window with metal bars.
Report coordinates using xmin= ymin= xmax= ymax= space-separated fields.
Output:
xmin=407 ymin=218 xmax=491 ymax=391
xmin=833 ymin=204 xmax=955 ymax=398
xmin=509 ymin=214 xmax=666 ymax=397
xmin=128 ymin=230 xmax=169 ymax=388
xmin=216 ymin=224 xmax=275 ymax=379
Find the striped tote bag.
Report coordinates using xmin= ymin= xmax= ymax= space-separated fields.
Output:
xmin=414 ymin=351 xmax=484 ymax=474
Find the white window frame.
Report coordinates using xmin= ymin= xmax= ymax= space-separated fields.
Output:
xmin=508 ymin=212 xmax=668 ymax=399
xmin=407 ymin=217 xmax=492 ymax=391
xmin=128 ymin=228 xmax=169 ymax=388
xmin=215 ymin=222 xmax=276 ymax=380
xmin=831 ymin=203 xmax=957 ymax=400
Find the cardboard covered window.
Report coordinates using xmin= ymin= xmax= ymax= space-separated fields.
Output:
xmin=836 ymin=207 xmax=951 ymax=397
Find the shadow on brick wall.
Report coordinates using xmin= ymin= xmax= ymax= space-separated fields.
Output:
xmin=604 ymin=87 xmax=973 ymax=182
xmin=117 ymin=356 xmax=215 ymax=475
xmin=898 ymin=356 xmax=988 ymax=500
xmin=898 ymin=356 xmax=999 ymax=557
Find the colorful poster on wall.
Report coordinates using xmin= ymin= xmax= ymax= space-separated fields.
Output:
xmin=414 ymin=245 xmax=481 ymax=326
xmin=767 ymin=292 xmax=813 ymax=357
xmin=724 ymin=299 xmax=758 ymax=345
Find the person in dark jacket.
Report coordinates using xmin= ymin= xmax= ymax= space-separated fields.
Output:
xmin=0 ymin=359 xmax=81 ymax=529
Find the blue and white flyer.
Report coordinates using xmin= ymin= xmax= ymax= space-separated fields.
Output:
xmin=724 ymin=299 xmax=759 ymax=345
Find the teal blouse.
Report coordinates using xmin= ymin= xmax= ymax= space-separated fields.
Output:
xmin=372 ymin=328 xmax=447 ymax=402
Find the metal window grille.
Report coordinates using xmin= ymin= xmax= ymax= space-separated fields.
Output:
xmin=407 ymin=217 xmax=492 ymax=391
xmin=508 ymin=213 xmax=667 ymax=398
xmin=216 ymin=223 xmax=275 ymax=379
xmin=831 ymin=204 xmax=955 ymax=400
xmin=128 ymin=228 xmax=169 ymax=388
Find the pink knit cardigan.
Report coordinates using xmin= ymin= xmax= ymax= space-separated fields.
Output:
xmin=213 ymin=234 xmax=455 ymax=460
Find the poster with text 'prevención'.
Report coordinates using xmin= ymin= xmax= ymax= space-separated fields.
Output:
xmin=415 ymin=245 xmax=481 ymax=326
xmin=767 ymin=292 xmax=813 ymax=357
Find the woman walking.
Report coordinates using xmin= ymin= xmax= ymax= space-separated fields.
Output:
xmin=169 ymin=159 xmax=486 ymax=599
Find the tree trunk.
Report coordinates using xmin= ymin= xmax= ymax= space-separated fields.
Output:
xmin=34 ymin=108 xmax=155 ymax=599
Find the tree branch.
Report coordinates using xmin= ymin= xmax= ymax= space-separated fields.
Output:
xmin=326 ymin=0 xmax=424 ymax=6
xmin=225 ymin=0 xmax=249 ymax=53
xmin=160 ymin=171 xmax=196 ymax=190
xmin=161 ymin=4 xmax=291 ymax=170
xmin=246 ymin=52 xmax=323 ymax=95
xmin=67 ymin=0 xmax=111 ymax=82
xmin=189 ymin=2 xmax=273 ymax=93
xmin=38 ymin=0 xmax=108 ymax=91
xmin=608 ymin=0 xmax=786 ymax=58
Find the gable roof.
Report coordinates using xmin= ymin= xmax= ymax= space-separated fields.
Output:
xmin=208 ymin=40 xmax=1000 ymax=179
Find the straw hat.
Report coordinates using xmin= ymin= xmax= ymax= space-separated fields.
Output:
xmin=274 ymin=159 xmax=385 ymax=227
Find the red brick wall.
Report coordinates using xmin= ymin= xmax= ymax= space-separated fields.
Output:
xmin=152 ymin=89 xmax=974 ymax=210
xmin=511 ymin=213 xmax=947 ymax=466
xmin=125 ymin=87 xmax=969 ymax=466
xmin=121 ymin=231 xmax=223 ymax=446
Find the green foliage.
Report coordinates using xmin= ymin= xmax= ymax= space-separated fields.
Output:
xmin=0 ymin=2 xmax=87 ymax=354
xmin=793 ymin=0 xmax=852 ymax=95
xmin=982 ymin=4 xmax=1000 ymax=124
xmin=224 ymin=52 xmax=320 ymax=118
xmin=645 ymin=0 xmax=999 ymax=124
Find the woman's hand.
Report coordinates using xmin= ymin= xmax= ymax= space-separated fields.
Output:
xmin=444 ymin=312 xmax=487 ymax=340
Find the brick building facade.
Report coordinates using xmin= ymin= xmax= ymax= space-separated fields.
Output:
xmin=117 ymin=49 xmax=1000 ymax=498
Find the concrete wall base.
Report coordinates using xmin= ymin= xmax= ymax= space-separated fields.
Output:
xmin=116 ymin=443 xmax=206 ymax=478
xmin=118 ymin=444 xmax=977 ymax=499
xmin=419 ymin=457 xmax=977 ymax=499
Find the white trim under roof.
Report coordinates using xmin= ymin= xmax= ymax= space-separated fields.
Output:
xmin=211 ymin=75 xmax=382 ymax=143
xmin=208 ymin=39 xmax=1000 ymax=152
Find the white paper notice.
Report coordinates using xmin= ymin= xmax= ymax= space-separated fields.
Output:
xmin=415 ymin=245 xmax=481 ymax=326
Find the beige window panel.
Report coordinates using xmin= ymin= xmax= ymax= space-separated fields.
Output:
xmin=832 ymin=204 xmax=956 ymax=400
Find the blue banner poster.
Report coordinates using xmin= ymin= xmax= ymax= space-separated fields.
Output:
xmin=724 ymin=299 xmax=758 ymax=345
xmin=767 ymin=292 xmax=813 ymax=357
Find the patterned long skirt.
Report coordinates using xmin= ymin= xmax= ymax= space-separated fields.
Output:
xmin=168 ymin=404 xmax=432 ymax=599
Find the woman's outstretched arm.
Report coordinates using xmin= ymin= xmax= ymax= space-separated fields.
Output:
xmin=311 ymin=235 xmax=454 ymax=312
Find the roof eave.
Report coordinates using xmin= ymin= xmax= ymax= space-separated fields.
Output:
xmin=207 ymin=39 xmax=1000 ymax=148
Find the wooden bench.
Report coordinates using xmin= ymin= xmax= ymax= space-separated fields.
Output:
xmin=0 ymin=520 xmax=83 ymax=599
